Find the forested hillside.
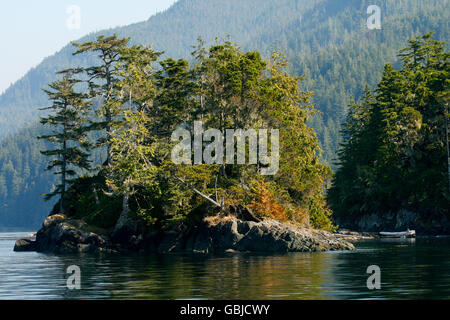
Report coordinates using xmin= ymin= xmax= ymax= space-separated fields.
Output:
xmin=0 ymin=124 xmax=54 ymax=228
xmin=0 ymin=0 xmax=448 ymax=228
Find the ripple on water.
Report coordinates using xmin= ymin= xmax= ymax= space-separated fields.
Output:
xmin=0 ymin=235 xmax=449 ymax=299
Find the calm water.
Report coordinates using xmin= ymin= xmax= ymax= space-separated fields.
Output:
xmin=0 ymin=232 xmax=449 ymax=300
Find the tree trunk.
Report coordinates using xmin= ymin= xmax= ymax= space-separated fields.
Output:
xmin=93 ymin=187 xmax=100 ymax=205
xmin=113 ymin=192 xmax=131 ymax=234
xmin=60 ymin=123 xmax=67 ymax=214
xmin=445 ymin=102 xmax=450 ymax=191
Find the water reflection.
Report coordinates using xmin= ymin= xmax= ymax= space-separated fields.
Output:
xmin=66 ymin=252 xmax=336 ymax=299
xmin=1 ymin=235 xmax=449 ymax=300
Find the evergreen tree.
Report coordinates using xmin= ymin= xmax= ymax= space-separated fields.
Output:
xmin=329 ymin=33 xmax=449 ymax=225
xmin=107 ymin=44 xmax=162 ymax=224
xmin=72 ymin=34 xmax=130 ymax=166
xmin=38 ymin=72 xmax=91 ymax=213
xmin=104 ymin=39 xmax=335 ymax=230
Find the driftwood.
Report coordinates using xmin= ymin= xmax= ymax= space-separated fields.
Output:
xmin=379 ymin=230 xmax=416 ymax=238
xmin=175 ymin=176 xmax=222 ymax=208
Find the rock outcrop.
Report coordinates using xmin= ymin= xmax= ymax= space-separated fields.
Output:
xmin=30 ymin=214 xmax=113 ymax=254
xmin=173 ymin=219 xmax=354 ymax=254
xmin=14 ymin=214 xmax=354 ymax=254
xmin=13 ymin=238 xmax=36 ymax=252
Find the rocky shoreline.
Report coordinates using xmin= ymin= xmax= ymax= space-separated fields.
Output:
xmin=14 ymin=214 xmax=355 ymax=254
xmin=335 ymin=209 xmax=450 ymax=236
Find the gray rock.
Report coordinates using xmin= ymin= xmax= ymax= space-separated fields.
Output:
xmin=13 ymin=238 xmax=36 ymax=252
xmin=231 ymin=220 xmax=354 ymax=252
xmin=28 ymin=214 xmax=354 ymax=255
xmin=189 ymin=219 xmax=354 ymax=253
xmin=35 ymin=215 xmax=110 ymax=254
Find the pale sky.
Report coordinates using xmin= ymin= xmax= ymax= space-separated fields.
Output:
xmin=0 ymin=0 xmax=178 ymax=94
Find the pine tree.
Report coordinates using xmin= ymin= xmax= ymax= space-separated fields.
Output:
xmin=38 ymin=72 xmax=91 ymax=213
xmin=153 ymin=57 xmax=193 ymax=135
xmin=107 ymin=44 xmax=162 ymax=225
xmin=329 ymin=33 xmax=449 ymax=224
xmin=399 ymin=32 xmax=450 ymax=201
xmin=72 ymin=34 xmax=130 ymax=166
xmin=103 ymin=40 xmax=336 ymax=229
xmin=260 ymin=52 xmax=334 ymax=229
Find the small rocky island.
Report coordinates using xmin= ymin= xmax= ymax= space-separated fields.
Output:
xmin=14 ymin=212 xmax=354 ymax=254
xmin=13 ymin=35 xmax=359 ymax=256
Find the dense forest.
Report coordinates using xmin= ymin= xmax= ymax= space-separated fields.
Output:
xmin=0 ymin=124 xmax=54 ymax=228
xmin=0 ymin=0 xmax=449 ymax=228
xmin=36 ymin=35 xmax=335 ymax=232
xmin=329 ymin=33 xmax=449 ymax=232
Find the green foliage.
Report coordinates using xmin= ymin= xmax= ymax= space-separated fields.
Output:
xmin=100 ymin=39 xmax=333 ymax=229
xmin=0 ymin=123 xmax=106 ymax=229
xmin=51 ymin=175 xmax=122 ymax=230
xmin=44 ymin=36 xmax=334 ymax=230
xmin=72 ymin=34 xmax=130 ymax=165
xmin=0 ymin=0 xmax=448 ymax=227
xmin=38 ymin=72 xmax=92 ymax=210
xmin=0 ymin=124 xmax=54 ymax=228
xmin=329 ymin=33 xmax=450 ymax=223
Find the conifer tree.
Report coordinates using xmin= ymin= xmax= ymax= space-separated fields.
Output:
xmin=329 ymin=33 xmax=449 ymax=223
xmin=107 ymin=45 xmax=162 ymax=224
xmin=38 ymin=72 xmax=91 ymax=213
xmin=72 ymin=34 xmax=130 ymax=166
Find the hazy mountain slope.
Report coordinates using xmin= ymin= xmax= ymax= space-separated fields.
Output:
xmin=0 ymin=0 xmax=319 ymax=133
xmin=0 ymin=0 xmax=448 ymax=228
xmin=0 ymin=123 xmax=54 ymax=228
